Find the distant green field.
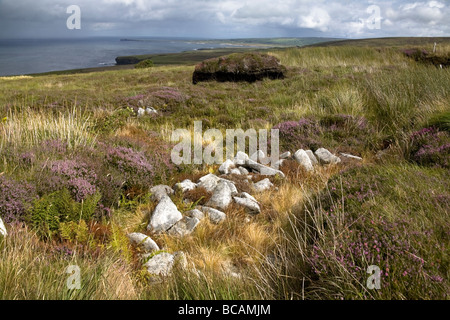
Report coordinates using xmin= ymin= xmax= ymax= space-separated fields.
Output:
xmin=307 ymin=37 xmax=450 ymax=48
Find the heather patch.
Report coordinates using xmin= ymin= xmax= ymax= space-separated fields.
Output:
xmin=0 ymin=175 xmax=37 ymax=223
xmin=409 ymin=127 xmax=450 ymax=168
xmin=304 ymin=164 xmax=449 ymax=299
xmin=121 ymin=87 xmax=187 ymax=114
xmin=273 ymin=114 xmax=374 ymax=155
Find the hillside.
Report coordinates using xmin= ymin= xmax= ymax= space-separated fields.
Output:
xmin=0 ymin=38 xmax=449 ymax=300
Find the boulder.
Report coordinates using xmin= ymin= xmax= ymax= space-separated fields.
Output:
xmin=185 ymin=209 xmax=205 ymax=221
xmin=197 ymin=173 xmax=237 ymax=194
xmin=234 ymin=151 xmax=249 ymax=166
xmin=197 ymin=173 xmax=221 ymax=192
xmin=280 ymin=151 xmax=291 ymax=159
xmin=0 ymin=217 xmax=7 ymax=237
xmin=315 ymin=148 xmax=342 ymax=164
xmin=250 ymin=150 xmax=265 ymax=162
xmin=144 ymin=252 xmax=175 ymax=277
xmin=137 ymin=107 xmax=146 ymax=117
xmin=127 ymin=232 xmax=159 ymax=252
xmin=305 ymin=150 xmax=319 ymax=166
xmin=238 ymin=167 xmax=249 ymax=175
xmin=253 ymin=178 xmax=274 ymax=192
xmin=245 ymin=159 xmax=285 ymax=178
xmin=168 ymin=216 xmax=200 ymax=237
xmin=148 ymin=196 xmax=183 ymax=233
xmin=219 ymin=159 xmax=235 ymax=175
xmin=146 ymin=107 xmax=158 ymax=115
xmin=198 ymin=206 xmax=227 ymax=224
xmin=192 ymin=52 xmax=286 ymax=84
xmin=174 ymin=179 xmax=197 ymax=193
xmin=229 ymin=168 xmax=242 ymax=175
xmin=233 ymin=196 xmax=261 ymax=214
xmin=294 ymin=149 xmax=314 ymax=172
xmin=150 ymin=185 xmax=174 ymax=202
xmin=205 ymin=180 xmax=233 ymax=210
xmin=241 ymin=192 xmax=258 ymax=203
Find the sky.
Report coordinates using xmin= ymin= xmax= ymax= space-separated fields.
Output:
xmin=0 ymin=0 xmax=449 ymax=39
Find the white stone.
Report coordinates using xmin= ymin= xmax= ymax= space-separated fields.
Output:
xmin=241 ymin=192 xmax=258 ymax=203
xmin=340 ymin=153 xmax=363 ymax=161
xmin=174 ymin=179 xmax=197 ymax=193
xmin=0 ymin=217 xmax=7 ymax=237
xmin=234 ymin=197 xmax=261 ymax=214
xmin=137 ymin=107 xmax=146 ymax=117
xmin=148 ymin=196 xmax=183 ymax=233
xmin=315 ymin=148 xmax=342 ymax=164
xmin=233 ymin=151 xmax=249 ymax=166
xmin=185 ymin=209 xmax=205 ymax=220
xmin=245 ymin=159 xmax=285 ymax=178
xmin=197 ymin=173 xmax=237 ymax=195
xmin=168 ymin=216 xmax=200 ymax=237
xmin=127 ymin=232 xmax=159 ymax=252
xmin=150 ymin=185 xmax=174 ymax=202
xmin=199 ymin=206 xmax=227 ymax=224
xmin=197 ymin=173 xmax=221 ymax=192
xmin=144 ymin=252 xmax=175 ymax=276
xmin=230 ymin=168 xmax=241 ymax=175
xmin=305 ymin=150 xmax=319 ymax=165
xmin=250 ymin=150 xmax=265 ymax=162
xmin=294 ymin=149 xmax=314 ymax=172
xmin=238 ymin=167 xmax=249 ymax=175
xmin=205 ymin=181 xmax=233 ymax=210
xmin=146 ymin=107 xmax=157 ymax=114
xmin=280 ymin=151 xmax=291 ymax=159
xmin=219 ymin=159 xmax=235 ymax=175
xmin=253 ymin=178 xmax=274 ymax=192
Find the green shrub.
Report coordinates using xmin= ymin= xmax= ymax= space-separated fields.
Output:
xmin=135 ymin=59 xmax=154 ymax=69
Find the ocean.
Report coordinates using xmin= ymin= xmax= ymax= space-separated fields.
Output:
xmin=0 ymin=37 xmax=245 ymax=76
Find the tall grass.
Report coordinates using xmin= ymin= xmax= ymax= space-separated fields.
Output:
xmin=0 ymin=106 xmax=96 ymax=152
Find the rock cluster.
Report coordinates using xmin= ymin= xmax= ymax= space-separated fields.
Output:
xmin=127 ymin=148 xmax=358 ymax=278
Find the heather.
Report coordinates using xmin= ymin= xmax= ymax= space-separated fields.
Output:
xmin=0 ymin=39 xmax=449 ymax=300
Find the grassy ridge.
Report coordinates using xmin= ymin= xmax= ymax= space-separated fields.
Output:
xmin=0 ymin=38 xmax=449 ymax=299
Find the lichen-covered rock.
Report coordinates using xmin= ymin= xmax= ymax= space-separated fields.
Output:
xmin=150 ymin=185 xmax=174 ymax=202
xmin=144 ymin=252 xmax=174 ymax=277
xmin=245 ymin=159 xmax=285 ymax=178
xmin=148 ymin=196 xmax=183 ymax=233
xmin=197 ymin=174 xmax=237 ymax=195
xmin=193 ymin=52 xmax=286 ymax=84
xmin=197 ymin=173 xmax=221 ymax=192
xmin=127 ymin=232 xmax=159 ymax=252
xmin=280 ymin=151 xmax=292 ymax=159
xmin=315 ymin=148 xmax=342 ymax=164
xmin=174 ymin=179 xmax=197 ymax=193
xmin=234 ymin=151 xmax=249 ymax=166
xmin=305 ymin=150 xmax=319 ymax=166
xmin=206 ymin=181 xmax=233 ymax=210
xmin=185 ymin=209 xmax=205 ymax=221
xmin=219 ymin=159 xmax=235 ymax=175
xmin=233 ymin=196 xmax=261 ymax=214
xmin=294 ymin=149 xmax=314 ymax=171
xmin=168 ymin=216 xmax=200 ymax=237
xmin=253 ymin=178 xmax=274 ymax=192
xmin=198 ymin=206 xmax=227 ymax=224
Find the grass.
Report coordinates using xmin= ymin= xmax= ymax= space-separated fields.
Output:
xmin=0 ymin=37 xmax=449 ymax=300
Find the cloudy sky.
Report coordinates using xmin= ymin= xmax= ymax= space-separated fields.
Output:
xmin=0 ymin=0 xmax=449 ymax=39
